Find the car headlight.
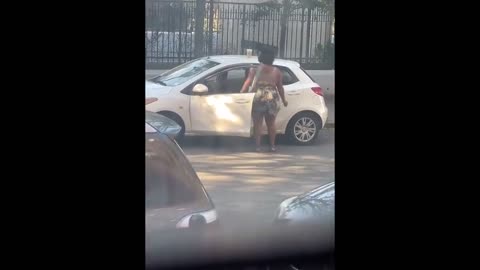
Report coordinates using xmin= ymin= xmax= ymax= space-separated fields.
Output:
xmin=176 ymin=209 xmax=218 ymax=228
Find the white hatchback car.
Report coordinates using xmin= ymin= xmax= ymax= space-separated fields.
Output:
xmin=146 ymin=55 xmax=328 ymax=145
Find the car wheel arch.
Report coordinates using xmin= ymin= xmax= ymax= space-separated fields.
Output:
xmin=285 ymin=110 xmax=323 ymax=133
xmin=284 ymin=110 xmax=323 ymax=145
xmin=156 ymin=111 xmax=187 ymax=139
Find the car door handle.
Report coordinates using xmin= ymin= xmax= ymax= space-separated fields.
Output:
xmin=235 ymin=99 xmax=250 ymax=104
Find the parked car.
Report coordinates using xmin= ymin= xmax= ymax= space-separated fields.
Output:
xmin=271 ymin=182 xmax=335 ymax=270
xmin=275 ymin=181 xmax=334 ymax=226
xmin=146 ymin=55 xmax=328 ymax=145
xmin=145 ymin=110 xmax=182 ymax=139
xmin=145 ymin=121 xmax=218 ymax=233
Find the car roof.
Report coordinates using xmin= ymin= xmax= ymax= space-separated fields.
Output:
xmin=205 ymin=55 xmax=300 ymax=68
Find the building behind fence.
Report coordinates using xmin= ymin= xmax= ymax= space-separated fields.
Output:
xmin=146 ymin=0 xmax=334 ymax=69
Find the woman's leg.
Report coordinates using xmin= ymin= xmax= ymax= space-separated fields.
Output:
xmin=253 ymin=112 xmax=264 ymax=150
xmin=265 ymin=113 xmax=277 ymax=150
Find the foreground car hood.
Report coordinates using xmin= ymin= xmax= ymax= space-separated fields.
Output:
xmin=277 ymin=196 xmax=334 ymax=224
xmin=275 ymin=182 xmax=335 ymax=225
xmin=145 ymin=80 xmax=173 ymax=97
xmin=145 ymin=112 xmax=181 ymax=138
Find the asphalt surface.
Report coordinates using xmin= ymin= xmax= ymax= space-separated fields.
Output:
xmin=181 ymin=129 xmax=335 ymax=232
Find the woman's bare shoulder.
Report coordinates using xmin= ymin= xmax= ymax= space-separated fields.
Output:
xmin=274 ymin=67 xmax=283 ymax=78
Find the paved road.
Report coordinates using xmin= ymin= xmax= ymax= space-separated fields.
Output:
xmin=181 ymin=129 xmax=334 ymax=232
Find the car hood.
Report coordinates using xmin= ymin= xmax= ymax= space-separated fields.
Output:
xmin=277 ymin=196 xmax=334 ymax=223
xmin=145 ymin=80 xmax=173 ymax=97
xmin=145 ymin=112 xmax=182 ymax=138
xmin=275 ymin=183 xmax=335 ymax=225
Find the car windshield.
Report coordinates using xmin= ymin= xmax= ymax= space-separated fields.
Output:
xmin=149 ymin=59 xmax=219 ymax=86
xmin=145 ymin=133 xmax=206 ymax=209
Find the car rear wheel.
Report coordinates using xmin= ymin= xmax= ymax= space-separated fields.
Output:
xmin=286 ymin=112 xmax=321 ymax=145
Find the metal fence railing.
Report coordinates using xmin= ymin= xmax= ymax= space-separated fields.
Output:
xmin=146 ymin=0 xmax=334 ymax=69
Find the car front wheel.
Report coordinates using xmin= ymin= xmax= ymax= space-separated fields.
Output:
xmin=286 ymin=112 xmax=321 ymax=145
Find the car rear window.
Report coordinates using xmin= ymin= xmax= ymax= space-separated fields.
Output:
xmin=244 ymin=65 xmax=299 ymax=85
xmin=145 ymin=133 xmax=206 ymax=209
xmin=300 ymin=67 xmax=316 ymax=82
xmin=277 ymin=66 xmax=299 ymax=85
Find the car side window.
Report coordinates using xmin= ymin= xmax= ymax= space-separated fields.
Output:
xmin=277 ymin=66 xmax=299 ymax=85
xmin=182 ymin=65 xmax=298 ymax=95
xmin=203 ymin=73 xmax=224 ymax=95
xmin=224 ymin=68 xmax=250 ymax=93
xmin=201 ymin=67 xmax=250 ymax=95
xmin=247 ymin=65 xmax=298 ymax=86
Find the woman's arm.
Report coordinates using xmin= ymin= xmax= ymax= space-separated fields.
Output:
xmin=145 ymin=97 xmax=158 ymax=105
xmin=240 ymin=68 xmax=255 ymax=93
xmin=276 ymin=69 xmax=288 ymax=106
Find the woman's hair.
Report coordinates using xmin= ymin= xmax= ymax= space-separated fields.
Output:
xmin=258 ymin=48 xmax=275 ymax=65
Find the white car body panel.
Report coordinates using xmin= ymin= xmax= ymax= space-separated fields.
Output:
xmin=190 ymin=93 xmax=255 ymax=136
xmin=146 ymin=55 xmax=328 ymax=138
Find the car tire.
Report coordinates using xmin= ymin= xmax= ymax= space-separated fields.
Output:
xmin=157 ymin=112 xmax=185 ymax=142
xmin=286 ymin=112 xmax=321 ymax=145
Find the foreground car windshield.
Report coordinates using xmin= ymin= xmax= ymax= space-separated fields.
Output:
xmin=150 ymin=59 xmax=219 ymax=86
xmin=145 ymin=133 xmax=206 ymax=208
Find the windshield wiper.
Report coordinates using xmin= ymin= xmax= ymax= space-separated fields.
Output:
xmin=151 ymin=80 xmax=167 ymax=86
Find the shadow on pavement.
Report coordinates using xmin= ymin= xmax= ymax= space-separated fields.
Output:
xmin=188 ymin=151 xmax=334 ymax=229
xmin=181 ymin=130 xmax=334 ymax=229
xmin=179 ymin=129 xmax=334 ymax=152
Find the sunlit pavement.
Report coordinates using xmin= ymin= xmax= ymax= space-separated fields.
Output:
xmin=181 ymin=129 xmax=334 ymax=232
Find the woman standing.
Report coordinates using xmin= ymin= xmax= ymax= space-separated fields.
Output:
xmin=240 ymin=49 xmax=288 ymax=152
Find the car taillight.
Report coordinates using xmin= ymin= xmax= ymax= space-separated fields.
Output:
xmin=311 ymin=87 xmax=323 ymax=96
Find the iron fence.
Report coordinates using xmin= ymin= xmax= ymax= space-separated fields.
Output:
xmin=146 ymin=0 xmax=334 ymax=69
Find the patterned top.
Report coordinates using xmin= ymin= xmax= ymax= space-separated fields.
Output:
xmin=252 ymin=81 xmax=280 ymax=116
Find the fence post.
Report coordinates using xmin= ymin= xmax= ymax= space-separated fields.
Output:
xmin=305 ymin=8 xmax=311 ymax=59
xmin=194 ymin=0 xmax=206 ymax=58
xmin=279 ymin=4 xmax=290 ymax=58
xmin=241 ymin=4 xmax=246 ymax=54
xmin=177 ymin=4 xmax=183 ymax=63
xmin=299 ymin=8 xmax=305 ymax=63
xmin=326 ymin=14 xmax=334 ymax=69
xmin=208 ymin=0 xmax=214 ymax=55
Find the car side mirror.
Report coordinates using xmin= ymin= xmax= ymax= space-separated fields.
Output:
xmin=192 ymin=84 xmax=208 ymax=95
xmin=189 ymin=214 xmax=207 ymax=228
